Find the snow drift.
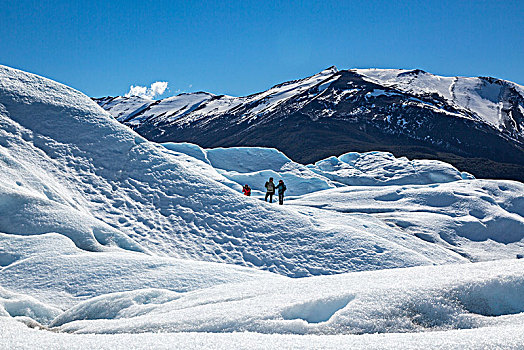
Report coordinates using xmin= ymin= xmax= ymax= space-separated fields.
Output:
xmin=46 ymin=259 xmax=524 ymax=335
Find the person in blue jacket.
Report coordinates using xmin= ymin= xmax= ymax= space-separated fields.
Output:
xmin=276 ymin=179 xmax=287 ymax=205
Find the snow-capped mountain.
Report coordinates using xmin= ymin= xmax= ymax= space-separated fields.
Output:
xmin=95 ymin=67 xmax=524 ymax=182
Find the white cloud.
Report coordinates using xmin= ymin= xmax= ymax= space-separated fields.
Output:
xmin=125 ymin=85 xmax=148 ymax=98
xmin=125 ymin=81 xmax=168 ymax=99
xmin=149 ymin=81 xmax=168 ymax=96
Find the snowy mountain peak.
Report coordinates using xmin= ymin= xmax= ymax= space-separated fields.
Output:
xmin=320 ymin=65 xmax=339 ymax=74
xmin=95 ymin=66 xmax=524 ymax=182
xmin=97 ymin=66 xmax=524 ymax=136
xmin=398 ymin=68 xmax=428 ymax=76
xmin=263 ymin=66 xmax=338 ymax=92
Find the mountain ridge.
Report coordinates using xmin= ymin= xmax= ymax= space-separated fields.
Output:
xmin=94 ymin=67 xmax=524 ymax=182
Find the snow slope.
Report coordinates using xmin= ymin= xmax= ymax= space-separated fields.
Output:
xmin=162 ymin=143 xmax=524 ymax=262
xmin=357 ymin=68 xmax=524 ymax=133
xmin=2 ymin=65 xmax=524 ymax=348
xmin=290 ymin=180 xmax=524 ymax=262
xmin=0 ymin=233 xmax=279 ymax=309
xmin=0 ymin=64 xmax=470 ymax=278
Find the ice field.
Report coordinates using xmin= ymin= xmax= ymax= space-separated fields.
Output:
xmin=1 ymin=65 xmax=524 ymax=348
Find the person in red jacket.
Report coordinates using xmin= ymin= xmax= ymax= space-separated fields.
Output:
xmin=242 ymin=184 xmax=251 ymax=196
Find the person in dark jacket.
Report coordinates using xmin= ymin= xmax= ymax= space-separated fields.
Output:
xmin=242 ymin=184 xmax=251 ymax=196
xmin=264 ymin=177 xmax=275 ymax=202
xmin=276 ymin=179 xmax=287 ymax=205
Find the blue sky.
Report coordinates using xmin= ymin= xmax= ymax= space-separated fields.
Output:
xmin=1 ymin=0 xmax=523 ymax=98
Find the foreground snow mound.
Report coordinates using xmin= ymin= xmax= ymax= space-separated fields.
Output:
xmin=0 ymin=233 xmax=278 ymax=308
xmin=44 ymin=260 xmax=524 ymax=335
xmin=0 ymin=65 xmax=464 ymax=277
xmin=162 ymin=143 xmax=472 ymax=197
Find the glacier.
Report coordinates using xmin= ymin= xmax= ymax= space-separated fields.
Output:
xmin=1 ymin=64 xmax=524 ymax=348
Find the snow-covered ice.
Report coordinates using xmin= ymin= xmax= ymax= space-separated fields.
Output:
xmin=1 ymin=64 xmax=524 ymax=348
xmin=1 ymin=64 xmax=468 ymax=278
xmin=45 ymin=260 xmax=524 ymax=335
xmin=163 ymin=143 xmax=474 ymax=197
xmin=290 ymin=180 xmax=524 ymax=261
xmin=0 ymin=233 xmax=279 ymax=309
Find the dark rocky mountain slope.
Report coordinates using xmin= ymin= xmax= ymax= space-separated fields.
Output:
xmin=95 ymin=67 xmax=524 ymax=181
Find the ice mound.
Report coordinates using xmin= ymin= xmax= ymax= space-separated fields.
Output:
xmin=0 ymin=64 xmax=466 ymax=277
xmin=310 ymin=151 xmax=474 ymax=186
xmin=161 ymin=143 xmax=337 ymax=196
xmin=0 ymin=233 xmax=280 ymax=308
xmin=45 ymin=259 xmax=524 ymax=335
xmin=0 ymin=286 xmax=61 ymax=325
xmin=162 ymin=143 xmax=472 ymax=197
xmin=290 ymin=180 xmax=524 ymax=261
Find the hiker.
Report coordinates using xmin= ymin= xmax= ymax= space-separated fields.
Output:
xmin=264 ymin=177 xmax=275 ymax=202
xmin=276 ymin=179 xmax=287 ymax=205
xmin=242 ymin=184 xmax=251 ymax=196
